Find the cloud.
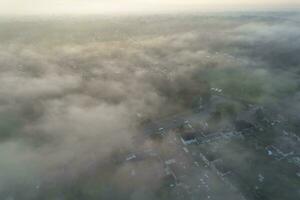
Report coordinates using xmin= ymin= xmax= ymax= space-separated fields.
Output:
xmin=0 ymin=13 xmax=299 ymax=199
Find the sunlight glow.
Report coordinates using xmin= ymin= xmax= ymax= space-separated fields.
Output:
xmin=0 ymin=0 xmax=299 ymax=15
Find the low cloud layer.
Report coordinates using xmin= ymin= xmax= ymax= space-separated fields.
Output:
xmin=0 ymin=13 xmax=299 ymax=199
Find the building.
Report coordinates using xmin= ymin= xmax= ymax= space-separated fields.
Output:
xmin=180 ymin=132 xmax=197 ymax=145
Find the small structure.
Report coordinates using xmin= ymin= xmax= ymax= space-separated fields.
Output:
xmin=234 ymin=120 xmax=255 ymax=131
xmin=266 ymin=145 xmax=294 ymax=160
xmin=182 ymin=147 xmax=189 ymax=153
xmin=289 ymin=156 xmax=300 ymax=167
xmin=258 ymin=174 xmax=264 ymax=182
xmin=126 ymin=154 xmax=137 ymax=161
xmin=267 ymin=150 xmax=273 ymax=156
xmin=212 ymin=159 xmax=231 ymax=177
xmin=265 ymin=146 xmax=282 ymax=160
xmin=180 ymin=132 xmax=197 ymax=145
xmin=162 ymin=174 xmax=177 ymax=188
xmin=150 ymin=132 xmax=164 ymax=141
xmin=165 ymin=159 xmax=176 ymax=165
xmin=164 ymin=165 xmax=178 ymax=188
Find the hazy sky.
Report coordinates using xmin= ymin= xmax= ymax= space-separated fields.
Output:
xmin=0 ymin=0 xmax=300 ymax=15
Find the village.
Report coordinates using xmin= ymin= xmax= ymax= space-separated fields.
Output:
xmin=119 ymin=91 xmax=300 ymax=200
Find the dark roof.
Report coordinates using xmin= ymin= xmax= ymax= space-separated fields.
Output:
xmin=234 ymin=120 xmax=254 ymax=131
xmin=214 ymin=160 xmax=231 ymax=174
xmin=181 ymin=132 xmax=196 ymax=141
xmin=162 ymin=174 xmax=177 ymax=187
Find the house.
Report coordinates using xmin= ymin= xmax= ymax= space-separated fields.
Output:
xmin=234 ymin=120 xmax=255 ymax=131
xmin=180 ymin=132 xmax=197 ymax=145
xmin=162 ymin=174 xmax=177 ymax=188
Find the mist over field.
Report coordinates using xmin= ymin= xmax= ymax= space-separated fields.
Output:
xmin=0 ymin=13 xmax=300 ymax=200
